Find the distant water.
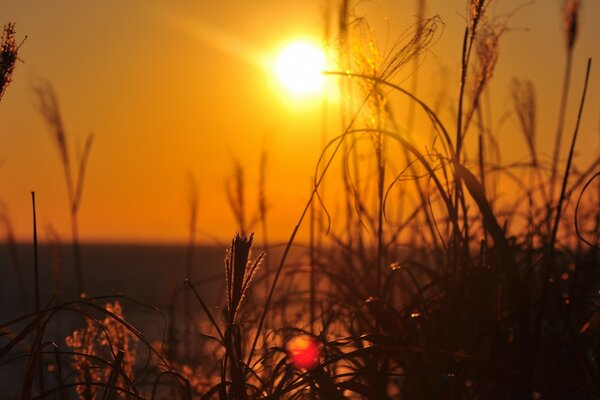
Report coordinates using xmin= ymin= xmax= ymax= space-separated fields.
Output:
xmin=0 ymin=242 xmax=229 ymax=395
xmin=1 ymin=243 xmax=228 ymax=316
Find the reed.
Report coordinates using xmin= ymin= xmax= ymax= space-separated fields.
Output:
xmin=550 ymin=0 xmax=581 ymax=205
xmin=34 ymin=83 xmax=94 ymax=297
xmin=0 ymin=22 xmax=24 ymax=102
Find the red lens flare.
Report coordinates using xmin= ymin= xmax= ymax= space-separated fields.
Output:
xmin=286 ymin=335 xmax=319 ymax=370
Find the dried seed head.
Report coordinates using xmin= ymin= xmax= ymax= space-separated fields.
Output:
xmin=474 ymin=26 xmax=500 ymax=84
xmin=563 ymin=0 xmax=580 ymax=51
xmin=511 ymin=78 xmax=537 ymax=164
xmin=33 ymin=83 xmax=71 ymax=173
xmin=349 ymin=15 xmax=441 ymax=83
xmin=225 ymin=233 xmax=262 ymax=323
xmin=348 ymin=15 xmax=441 ymax=128
xmin=65 ymin=302 xmax=138 ymax=399
xmin=0 ymin=23 xmax=19 ymax=102
xmin=469 ymin=0 xmax=488 ymax=34
xmin=464 ymin=21 xmax=503 ymax=130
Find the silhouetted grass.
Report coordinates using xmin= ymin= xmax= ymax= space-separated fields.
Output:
xmin=33 ymin=83 xmax=94 ymax=297
xmin=1 ymin=1 xmax=599 ymax=398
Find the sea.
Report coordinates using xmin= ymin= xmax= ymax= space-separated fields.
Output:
xmin=0 ymin=242 xmax=232 ymax=395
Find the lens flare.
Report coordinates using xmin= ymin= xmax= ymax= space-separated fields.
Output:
xmin=286 ymin=335 xmax=319 ymax=370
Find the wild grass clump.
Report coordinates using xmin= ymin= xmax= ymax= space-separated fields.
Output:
xmin=0 ymin=295 xmax=175 ymax=399
xmin=1 ymin=0 xmax=599 ymax=398
xmin=65 ymin=301 xmax=138 ymax=399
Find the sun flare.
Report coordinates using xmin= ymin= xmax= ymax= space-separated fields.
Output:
xmin=274 ymin=40 xmax=327 ymax=97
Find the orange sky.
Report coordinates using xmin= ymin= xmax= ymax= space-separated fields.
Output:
xmin=0 ymin=0 xmax=599 ymax=244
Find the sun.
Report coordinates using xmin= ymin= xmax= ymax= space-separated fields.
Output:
xmin=274 ymin=40 xmax=327 ymax=97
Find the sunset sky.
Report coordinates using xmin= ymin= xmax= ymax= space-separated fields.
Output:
xmin=0 ymin=0 xmax=598 ymax=244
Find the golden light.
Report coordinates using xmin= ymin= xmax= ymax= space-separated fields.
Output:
xmin=274 ymin=40 xmax=327 ymax=97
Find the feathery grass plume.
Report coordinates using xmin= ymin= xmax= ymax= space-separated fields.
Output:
xmin=468 ymin=0 xmax=488 ymax=36
xmin=457 ymin=0 xmax=492 ymax=158
xmin=0 ymin=22 xmax=24 ymax=102
xmin=463 ymin=19 xmax=504 ymax=133
xmin=406 ymin=0 xmax=427 ymax=134
xmin=511 ymin=78 xmax=537 ymax=165
xmin=65 ymin=318 xmax=101 ymax=399
xmin=225 ymin=233 xmax=261 ymax=324
xmin=35 ymin=83 xmax=70 ymax=172
xmin=350 ymin=15 xmax=441 ymax=86
xmin=65 ymin=301 xmax=138 ymax=400
xmin=563 ymin=0 xmax=580 ymax=52
xmin=34 ymin=82 xmax=94 ymax=296
xmin=474 ymin=24 xmax=500 ymax=90
xmin=223 ymin=233 xmax=262 ymax=400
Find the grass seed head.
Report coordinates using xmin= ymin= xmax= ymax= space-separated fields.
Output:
xmin=65 ymin=301 xmax=138 ymax=399
xmin=563 ymin=0 xmax=580 ymax=51
xmin=225 ymin=232 xmax=261 ymax=323
xmin=511 ymin=78 xmax=537 ymax=164
xmin=0 ymin=23 xmax=19 ymax=102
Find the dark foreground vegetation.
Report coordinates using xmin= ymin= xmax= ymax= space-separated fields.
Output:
xmin=1 ymin=0 xmax=599 ymax=398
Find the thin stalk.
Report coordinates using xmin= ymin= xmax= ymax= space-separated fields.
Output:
xmin=388 ymin=103 xmax=442 ymax=258
xmin=452 ymin=28 xmax=471 ymax=281
xmin=246 ymin=97 xmax=370 ymax=368
xmin=101 ymin=349 xmax=124 ymax=400
xmin=477 ymin=105 xmax=489 ymax=244
xmin=376 ymin=130 xmax=385 ymax=299
xmin=31 ymin=192 xmax=40 ymax=314
xmin=535 ymin=57 xmax=592 ymax=369
xmin=309 ymin=189 xmax=316 ymax=334
xmin=258 ymin=148 xmax=271 ymax=305
xmin=550 ymin=48 xmax=574 ymax=204
xmin=51 ymin=344 xmax=70 ymax=400
xmin=183 ymin=175 xmax=198 ymax=363
xmin=31 ymin=191 xmax=44 ymax=396
xmin=456 ymin=27 xmax=470 ymax=158
xmin=70 ymin=214 xmax=83 ymax=296
xmin=550 ymin=58 xmax=591 ymax=264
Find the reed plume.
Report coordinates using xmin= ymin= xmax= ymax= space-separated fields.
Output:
xmin=34 ymin=82 xmax=94 ymax=296
xmin=463 ymin=18 xmax=505 ymax=134
xmin=225 ymin=233 xmax=261 ymax=324
xmin=468 ymin=0 xmax=488 ymax=36
xmin=563 ymin=0 xmax=580 ymax=52
xmin=511 ymin=78 xmax=537 ymax=165
xmin=0 ymin=22 xmax=23 ymax=102
xmin=223 ymin=233 xmax=262 ymax=399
